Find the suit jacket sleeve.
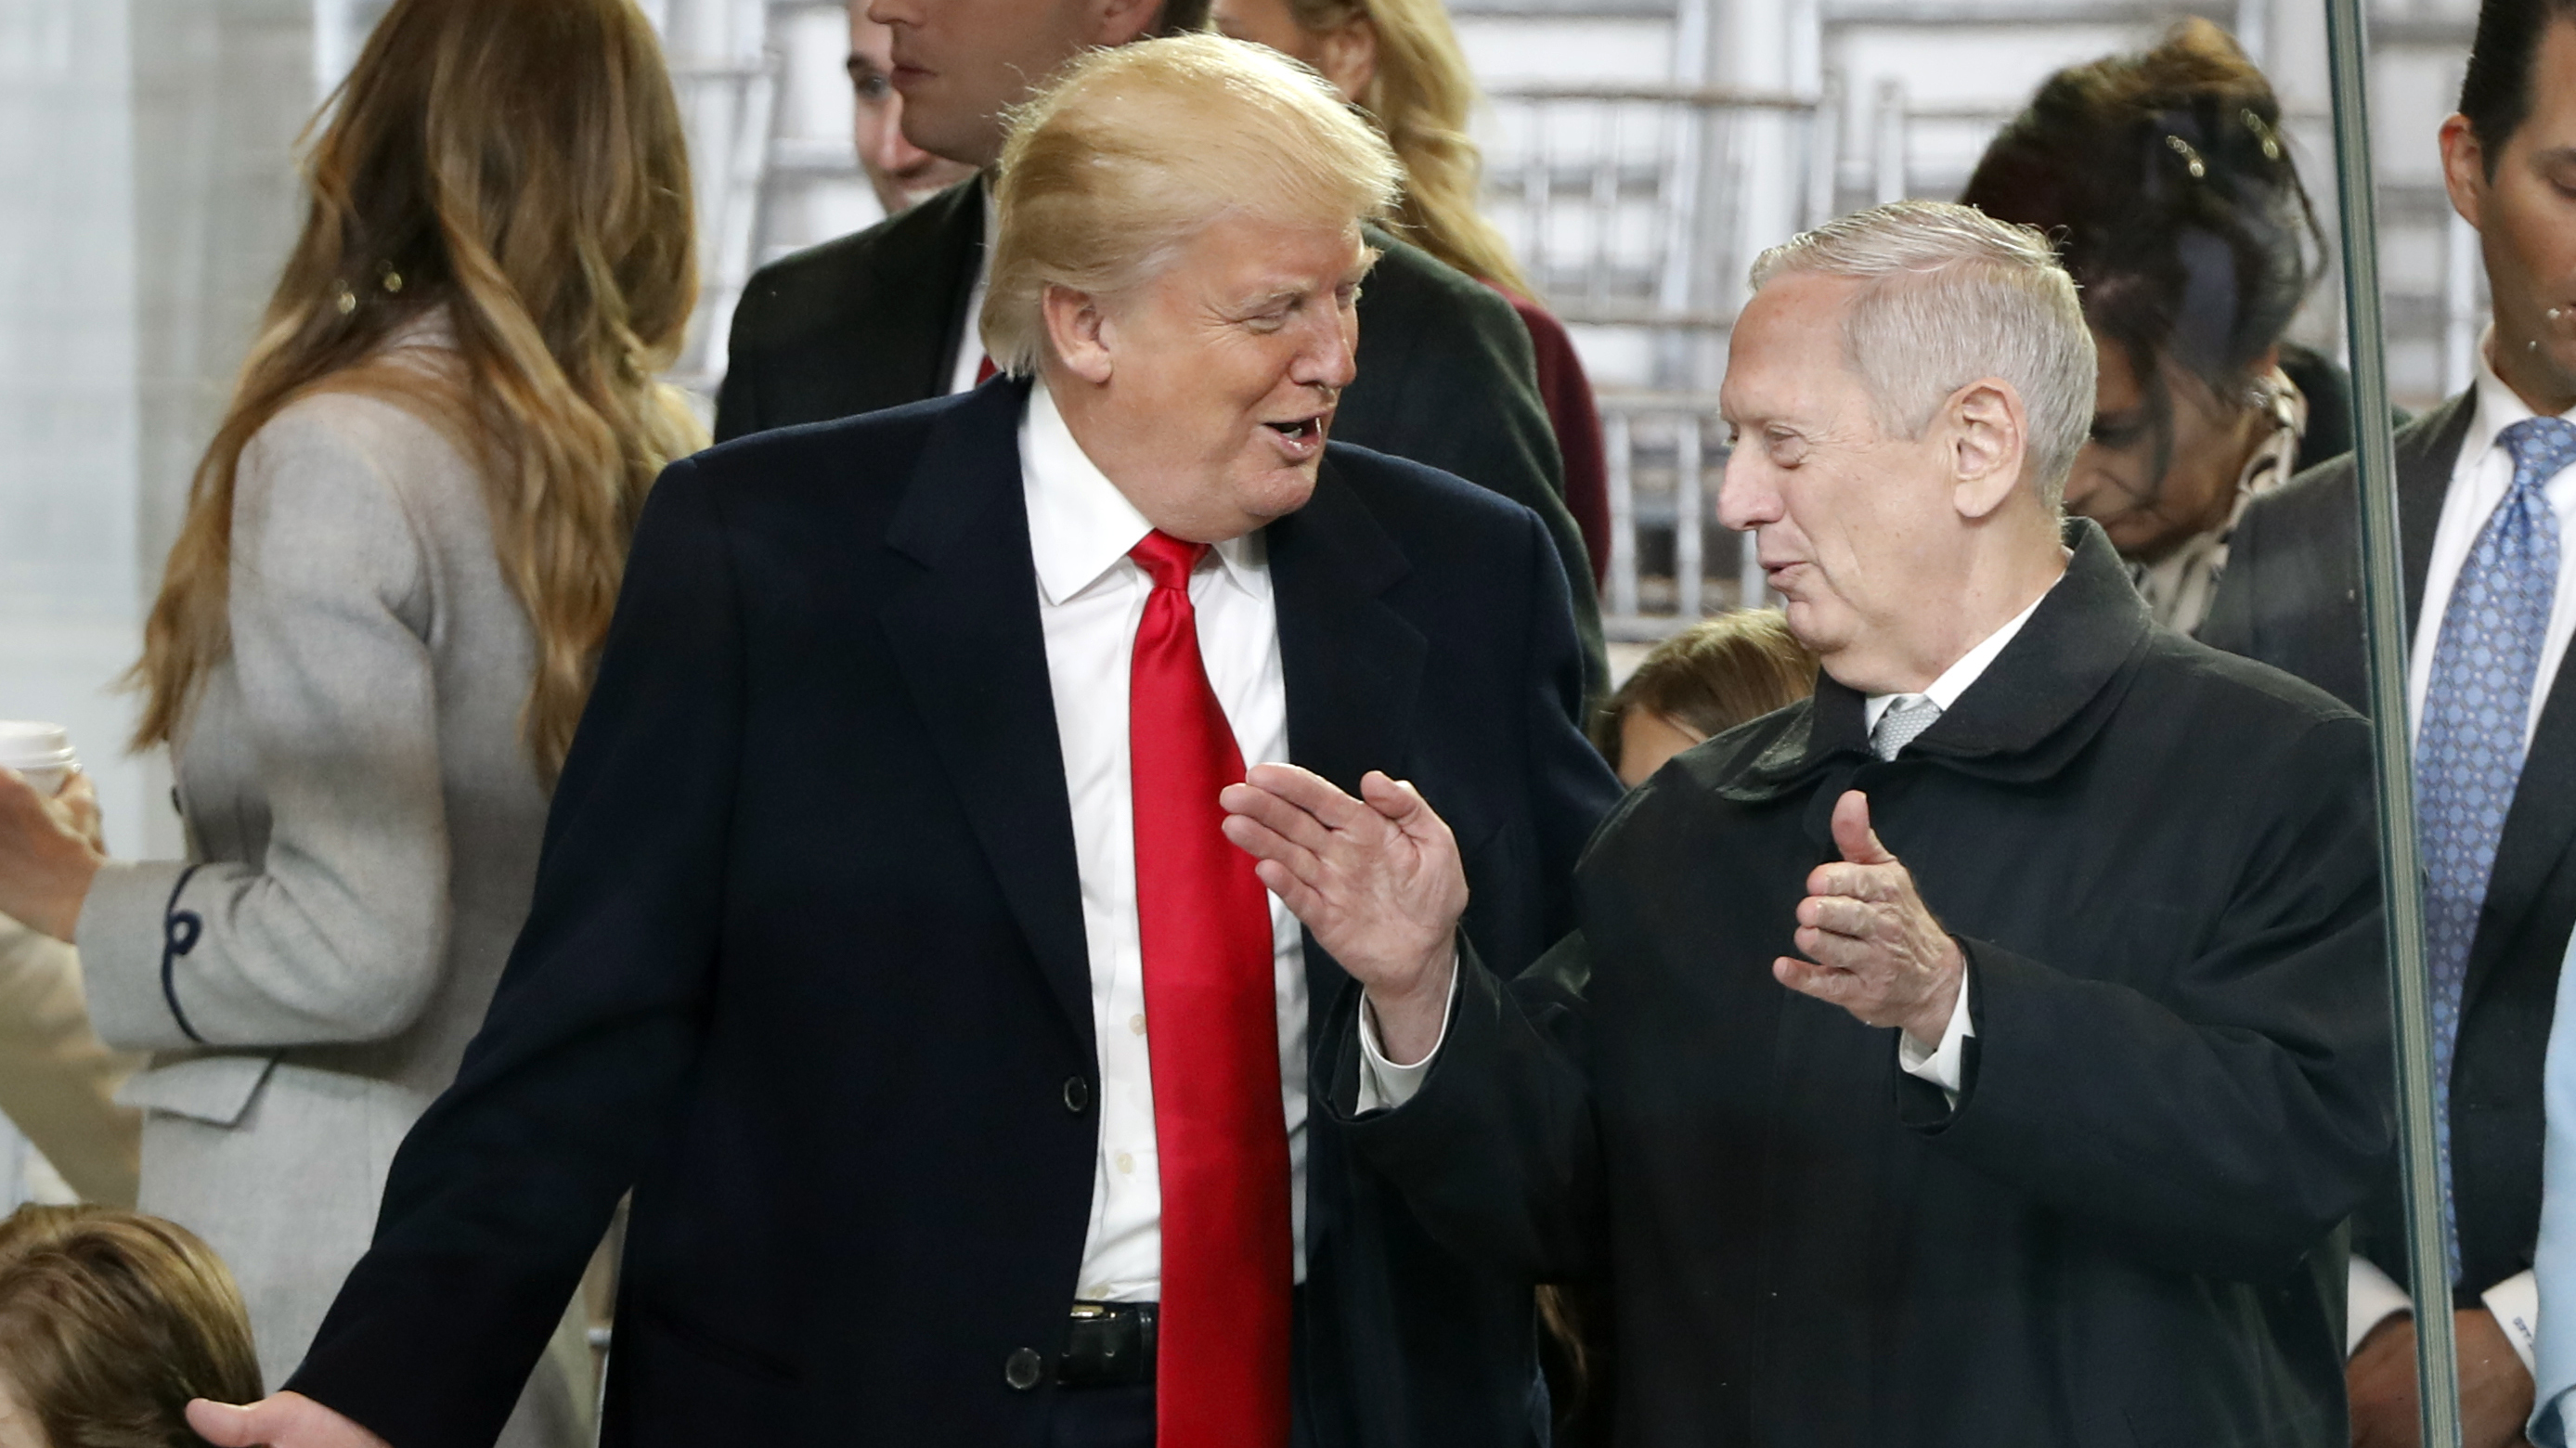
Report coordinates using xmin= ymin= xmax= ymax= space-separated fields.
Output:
xmin=1329 ymin=929 xmax=1607 ymax=1284
xmin=1909 ymin=709 xmax=2391 ymax=1282
xmin=285 ymin=457 xmax=744 ymax=1448
xmin=77 ymin=404 xmax=455 ymax=1051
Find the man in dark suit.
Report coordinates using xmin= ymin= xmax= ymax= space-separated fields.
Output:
xmin=2199 ymin=5 xmax=2576 ymax=1441
xmin=188 ymin=40 xmax=1619 ymax=1448
xmin=716 ymin=0 xmax=1608 ymax=706
xmin=1228 ymin=200 xmax=2393 ymax=1447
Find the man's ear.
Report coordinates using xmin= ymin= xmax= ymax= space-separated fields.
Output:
xmin=1042 ymin=285 xmax=1116 ymax=385
xmin=2440 ymin=112 xmax=2489 ymax=233
xmin=1089 ymin=0 xmax=1167 ymax=47
xmin=1945 ymin=379 xmax=2029 ymax=521
xmin=1314 ymin=18 xmax=1379 ymax=103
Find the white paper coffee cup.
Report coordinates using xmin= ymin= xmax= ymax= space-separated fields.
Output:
xmin=0 ymin=721 xmax=78 ymax=797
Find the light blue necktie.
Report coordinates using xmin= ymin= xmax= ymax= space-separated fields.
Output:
xmin=2419 ymin=414 xmax=2576 ymax=1280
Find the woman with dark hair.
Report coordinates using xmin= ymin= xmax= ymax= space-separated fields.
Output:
xmin=1961 ymin=18 xmax=2352 ymax=634
xmin=0 ymin=0 xmax=703 ymax=1434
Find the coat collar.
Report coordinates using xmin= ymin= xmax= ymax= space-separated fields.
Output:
xmin=1722 ymin=519 xmax=2151 ymax=802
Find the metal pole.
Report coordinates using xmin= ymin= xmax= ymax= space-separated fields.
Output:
xmin=2320 ymin=2 xmax=2462 ymax=1443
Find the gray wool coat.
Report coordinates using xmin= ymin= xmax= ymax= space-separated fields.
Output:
xmin=77 ymin=352 xmax=591 ymax=1440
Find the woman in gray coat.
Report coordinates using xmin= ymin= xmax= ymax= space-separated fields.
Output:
xmin=0 ymin=0 xmax=705 ymax=1433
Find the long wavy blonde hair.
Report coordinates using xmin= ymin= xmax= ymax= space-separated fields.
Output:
xmin=1286 ymin=0 xmax=1530 ymax=297
xmin=130 ymin=0 xmax=705 ymax=785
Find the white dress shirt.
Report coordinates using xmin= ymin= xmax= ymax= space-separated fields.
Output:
xmin=1360 ymin=573 xmax=2062 ymax=1110
xmin=945 ymin=189 xmax=999 ymax=395
xmin=2350 ymin=332 xmax=2576 ymax=1370
xmin=1021 ymin=379 xmax=1313 ymax=1302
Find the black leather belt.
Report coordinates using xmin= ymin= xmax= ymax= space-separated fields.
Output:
xmin=1059 ymin=1300 xmax=1157 ymax=1387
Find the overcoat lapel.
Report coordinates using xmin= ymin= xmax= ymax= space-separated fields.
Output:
xmin=877 ymin=380 xmax=1095 ymax=1052
xmin=1269 ymin=454 xmax=1426 ymax=1007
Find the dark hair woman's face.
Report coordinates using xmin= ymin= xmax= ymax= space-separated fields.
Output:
xmin=2063 ymin=334 xmax=2273 ymax=562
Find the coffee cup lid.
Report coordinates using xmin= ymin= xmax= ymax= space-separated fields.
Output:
xmin=0 ymin=721 xmax=76 ymax=772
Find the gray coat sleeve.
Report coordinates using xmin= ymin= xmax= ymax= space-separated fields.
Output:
xmin=80 ymin=400 xmax=455 ymax=1051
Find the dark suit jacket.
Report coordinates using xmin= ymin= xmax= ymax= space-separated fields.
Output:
xmin=2204 ymin=391 xmax=2575 ymax=1300
xmin=283 ymin=380 xmax=1625 ymax=1448
xmin=714 ymin=180 xmax=1609 ymax=706
xmin=1332 ymin=523 xmax=2393 ymax=1447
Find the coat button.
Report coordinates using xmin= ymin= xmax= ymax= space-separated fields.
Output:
xmin=1064 ymin=1076 xmax=1093 ymax=1113
xmin=1004 ymin=1347 xmax=1045 ymax=1390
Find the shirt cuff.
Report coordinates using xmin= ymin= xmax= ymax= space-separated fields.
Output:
xmin=2486 ymin=1269 xmax=2540 ymax=1379
xmin=2348 ymin=1255 xmax=2414 ymax=1358
xmin=1355 ymin=954 xmax=1458 ymax=1113
xmin=1896 ymin=969 xmax=1976 ymax=1104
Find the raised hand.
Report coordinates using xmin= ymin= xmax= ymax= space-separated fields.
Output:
xmin=1773 ymin=790 xmax=1963 ymax=1048
xmin=1220 ymin=764 xmax=1465 ymax=1063
xmin=187 ymin=1392 xmax=393 ymax=1448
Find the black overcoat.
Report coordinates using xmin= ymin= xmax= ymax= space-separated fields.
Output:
xmin=1330 ymin=523 xmax=2395 ymax=1447
xmin=281 ymin=381 xmax=1624 ymax=1448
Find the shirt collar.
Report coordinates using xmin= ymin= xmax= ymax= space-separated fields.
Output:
xmin=2466 ymin=323 xmax=2576 ymax=471
xmin=1863 ymin=569 xmax=2061 ymax=730
xmin=1018 ymin=376 xmax=1263 ymax=606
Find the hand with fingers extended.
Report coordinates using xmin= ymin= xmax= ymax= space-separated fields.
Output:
xmin=1220 ymin=763 xmax=1466 ymax=1064
xmin=1775 ymin=789 xmax=1963 ymax=1049
xmin=186 ymin=1392 xmax=391 ymax=1448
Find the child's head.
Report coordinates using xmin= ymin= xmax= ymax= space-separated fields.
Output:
xmin=1594 ymin=610 xmax=1819 ymax=786
xmin=0 ymin=1205 xmax=260 ymax=1448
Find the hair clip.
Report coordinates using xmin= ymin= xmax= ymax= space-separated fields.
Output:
xmin=333 ymin=281 xmax=357 ymax=316
xmin=377 ymin=260 xmax=404 ymax=295
xmin=2241 ymin=110 xmax=2282 ymax=161
xmin=2165 ymin=134 xmax=2207 ymax=179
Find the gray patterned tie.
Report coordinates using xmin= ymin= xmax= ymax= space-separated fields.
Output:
xmin=2417 ymin=413 xmax=2576 ymax=1279
xmin=1871 ymin=694 xmax=1942 ymax=761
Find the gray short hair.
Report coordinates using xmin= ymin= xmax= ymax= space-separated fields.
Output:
xmin=1749 ymin=200 xmax=2095 ymax=509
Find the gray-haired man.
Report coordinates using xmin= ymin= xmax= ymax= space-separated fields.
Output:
xmin=1222 ymin=200 xmax=2395 ymax=1447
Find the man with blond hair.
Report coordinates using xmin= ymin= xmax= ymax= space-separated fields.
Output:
xmin=1223 ymin=200 xmax=2395 ymax=1446
xmin=188 ymin=36 xmax=1619 ymax=1448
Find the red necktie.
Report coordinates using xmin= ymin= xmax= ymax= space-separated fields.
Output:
xmin=975 ymin=354 xmax=998 ymax=385
xmin=1127 ymin=530 xmax=1293 ymax=1448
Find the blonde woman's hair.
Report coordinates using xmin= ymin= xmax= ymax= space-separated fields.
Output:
xmin=129 ymin=0 xmax=706 ymax=785
xmin=982 ymin=33 xmax=1405 ymax=377
xmin=1750 ymin=200 xmax=2095 ymax=509
xmin=0 ymin=1205 xmax=263 ymax=1448
xmin=1282 ymin=0 xmax=1530 ymax=295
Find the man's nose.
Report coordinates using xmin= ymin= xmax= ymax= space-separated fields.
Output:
xmin=1295 ymin=309 xmax=1360 ymax=392
xmin=865 ymin=0 xmax=919 ymax=29
xmin=1715 ymin=449 xmax=1779 ymax=532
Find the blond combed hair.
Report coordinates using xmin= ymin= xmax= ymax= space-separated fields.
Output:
xmin=129 ymin=0 xmax=705 ymax=786
xmin=1751 ymin=200 xmax=2095 ymax=509
xmin=982 ymin=33 xmax=1405 ymax=377
xmin=1284 ymin=0 xmax=1530 ymax=295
